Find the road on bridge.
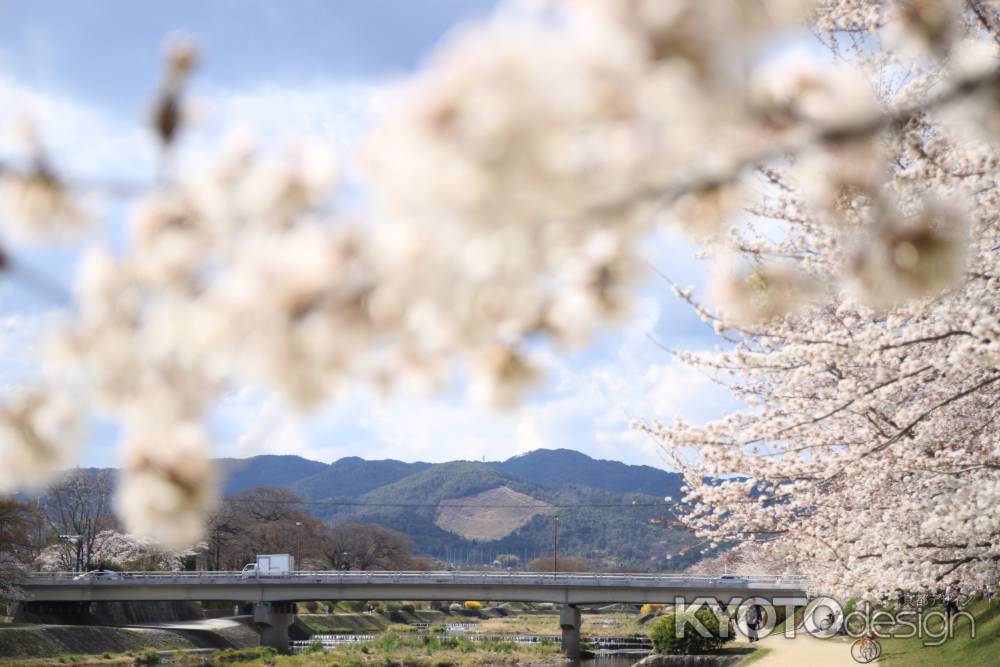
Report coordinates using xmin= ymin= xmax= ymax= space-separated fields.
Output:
xmin=21 ymin=570 xmax=809 ymax=605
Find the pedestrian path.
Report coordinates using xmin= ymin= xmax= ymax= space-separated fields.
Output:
xmin=744 ymin=631 xmax=876 ymax=666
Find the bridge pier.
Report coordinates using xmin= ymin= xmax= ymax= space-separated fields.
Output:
xmin=253 ymin=602 xmax=296 ymax=653
xmin=560 ymin=604 xmax=582 ymax=658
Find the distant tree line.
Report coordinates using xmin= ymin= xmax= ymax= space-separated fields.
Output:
xmin=0 ymin=473 xmax=431 ymax=601
xmin=203 ymin=485 xmax=431 ymax=571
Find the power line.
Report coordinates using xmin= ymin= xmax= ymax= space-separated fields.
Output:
xmin=222 ymin=497 xmax=674 ymax=510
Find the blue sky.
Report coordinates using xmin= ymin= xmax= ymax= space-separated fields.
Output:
xmin=0 ymin=1 xmax=736 ymax=469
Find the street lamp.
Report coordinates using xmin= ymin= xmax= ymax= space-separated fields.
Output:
xmin=552 ymin=516 xmax=560 ymax=576
xmin=294 ymin=522 xmax=304 ymax=564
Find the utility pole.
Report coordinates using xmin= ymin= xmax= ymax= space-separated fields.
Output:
xmin=552 ymin=516 xmax=559 ymax=576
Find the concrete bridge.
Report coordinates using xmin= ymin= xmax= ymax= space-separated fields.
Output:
xmin=21 ymin=571 xmax=809 ymax=656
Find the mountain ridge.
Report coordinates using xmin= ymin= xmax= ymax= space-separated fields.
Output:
xmin=205 ymin=450 xmax=693 ymax=570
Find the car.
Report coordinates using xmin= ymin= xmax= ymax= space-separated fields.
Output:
xmin=713 ymin=574 xmax=748 ymax=584
xmin=73 ymin=570 xmax=123 ymax=581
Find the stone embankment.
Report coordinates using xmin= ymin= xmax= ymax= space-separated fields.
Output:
xmin=634 ymin=654 xmax=743 ymax=667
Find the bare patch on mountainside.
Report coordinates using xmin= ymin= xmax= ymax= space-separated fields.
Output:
xmin=435 ymin=486 xmax=552 ymax=541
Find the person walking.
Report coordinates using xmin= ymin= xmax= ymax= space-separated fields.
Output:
xmin=746 ymin=603 xmax=763 ymax=643
xmin=944 ymin=582 xmax=961 ymax=620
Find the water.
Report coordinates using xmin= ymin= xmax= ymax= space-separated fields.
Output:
xmin=294 ymin=633 xmax=650 ymax=651
xmin=291 ymin=633 xmax=651 ymax=664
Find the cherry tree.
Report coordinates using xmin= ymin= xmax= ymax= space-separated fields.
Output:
xmin=635 ymin=1 xmax=1000 ymax=598
xmin=33 ymin=530 xmax=197 ymax=572
xmin=0 ymin=0 xmax=995 ymax=580
xmin=0 ymin=552 xmax=27 ymax=602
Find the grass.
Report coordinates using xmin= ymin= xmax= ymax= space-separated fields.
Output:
xmin=196 ymin=635 xmax=563 ymax=667
xmin=476 ymin=611 xmax=645 ymax=637
xmin=0 ymin=626 xmax=197 ymax=659
xmin=0 ymin=640 xmax=556 ymax=667
xmin=211 ymin=647 xmax=279 ymax=663
xmin=296 ymin=613 xmax=389 ymax=634
xmin=877 ymin=598 xmax=1000 ymax=666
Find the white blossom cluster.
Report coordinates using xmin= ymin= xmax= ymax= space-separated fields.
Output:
xmin=0 ymin=0 xmax=996 ymax=576
xmin=641 ymin=1 xmax=1000 ymax=597
xmin=33 ymin=530 xmax=199 ymax=572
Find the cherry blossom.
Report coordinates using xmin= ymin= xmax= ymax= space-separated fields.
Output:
xmin=0 ymin=0 xmax=996 ymax=576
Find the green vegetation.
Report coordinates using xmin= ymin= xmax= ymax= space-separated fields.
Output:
xmin=477 ymin=610 xmax=645 ymax=637
xmin=217 ymin=454 xmax=329 ymax=495
xmin=290 ymin=457 xmax=432 ymax=501
xmin=493 ymin=448 xmax=684 ymax=497
xmin=330 ymin=462 xmax=696 ymax=569
xmin=880 ymin=598 xmax=1000 ymax=666
xmin=211 ymin=647 xmax=279 ymax=663
xmin=133 ymin=648 xmax=160 ymax=665
xmin=0 ymin=626 xmax=197 ymax=659
xmin=296 ymin=613 xmax=389 ymax=635
xmin=211 ymin=450 xmax=697 ymax=570
xmin=649 ymin=608 xmax=733 ymax=655
xmin=196 ymin=633 xmax=562 ymax=667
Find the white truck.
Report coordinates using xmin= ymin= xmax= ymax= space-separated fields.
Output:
xmin=241 ymin=554 xmax=295 ymax=578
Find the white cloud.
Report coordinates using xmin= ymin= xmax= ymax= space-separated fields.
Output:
xmin=0 ymin=311 xmax=57 ymax=392
xmin=0 ymin=71 xmax=154 ymax=178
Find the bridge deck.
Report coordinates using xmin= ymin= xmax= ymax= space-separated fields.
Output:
xmin=21 ymin=571 xmax=808 ymax=604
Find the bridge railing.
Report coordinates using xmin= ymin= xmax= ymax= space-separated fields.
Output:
xmin=23 ymin=570 xmax=809 ymax=588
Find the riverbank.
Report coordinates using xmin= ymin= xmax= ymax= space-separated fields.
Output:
xmin=0 ymin=640 xmax=566 ymax=667
xmin=0 ymin=619 xmax=259 ymax=660
xmin=0 ymin=625 xmax=202 ymax=659
xmin=878 ymin=598 xmax=999 ymax=665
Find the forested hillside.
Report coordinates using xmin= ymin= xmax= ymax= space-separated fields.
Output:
xmin=222 ymin=451 xmax=691 ymax=570
xmin=489 ymin=449 xmax=685 ymax=498
xmin=291 ymin=457 xmax=433 ymax=501
xmin=60 ymin=450 xmax=695 ymax=571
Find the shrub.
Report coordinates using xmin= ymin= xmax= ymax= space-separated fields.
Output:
xmin=375 ymin=631 xmax=403 ymax=652
xmin=422 ymin=636 xmax=458 ymax=652
xmin=481 ymin=640 xmax=514 ymax=653
xmin=649 ymin=608 xmax=732 ymax=655
xmin=305 ymin=639 xmax=325 ymax=654
xmin=211 ymin=647 xmax=278 ymax=663
xmin=133 ymin=647 xmax=161 ymax=665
